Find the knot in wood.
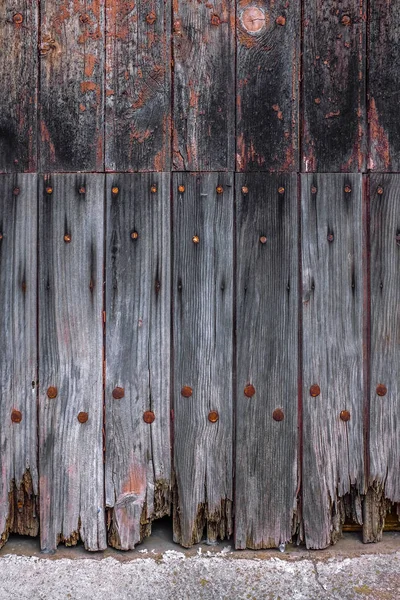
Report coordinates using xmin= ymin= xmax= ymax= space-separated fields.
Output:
xmin=240 ymin=7 xmax=266 ymax=34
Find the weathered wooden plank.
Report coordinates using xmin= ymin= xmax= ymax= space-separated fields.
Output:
xmin=39 ymin=174 xmax=106 ymax=552
xmin=0 ymin=175 xmax=38 ymax=546
xmin=173 ymin=172 xmax=233 ymax=547
xmin=172 ymin=0 xmax=235 ymax=171
xmin=301 ymin=173 xmax=364 ymax=549
xmin=105 ymin=174 xmax=171 ymax=549
xmin=236 ymin=1 xmax=300 ymax=172
xmin=105 ymin=1 xmax=171 ymax=172
xmin=235 ymin=174 xmax=298 ymax=549
xmin=0 ymin=2 xmax=38 ymax=172
xmin=302 ymin=1 xmax=366 ymax=172
xmin=39 ymin=0 xmax=104 ymax=171
xmin=365 ymin=175 xmax=400 ymax=541
xmin=368 ymin=2 xmax=400 ymax=171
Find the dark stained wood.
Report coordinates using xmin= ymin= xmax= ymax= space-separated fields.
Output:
xmin=0 ymin=2 xmax=38 ymax=172
xmin=236 ymin=1 xmax=300 ymax=172
xmin=105 ymin=0 xmax=171 ymax=172
xmin=368 ymin=2 xmax=400 ymax=171
xmin=39 ymin=0 xmax=104 ymax=172
xmin=302 ymin=1 xmax=366 ymax=172
xmin=173 ymin=172 xmax=233 ymax=547
xmin=301 ymin=173 xmax=364 ymax=549
xmin=39 ymin=174 xmax=106 ymax=552
xmin=365 ymin=175 xmax=400 ymax=541
xmin=172 ymin=0 xmax=235 ymax=171
xmin=105 ymin=173 xmax=171 ymax=549
xmin=0 ymin=175 xmax=38 ymax=546
xmin=235 ymin=174 xmax=298 ymax=549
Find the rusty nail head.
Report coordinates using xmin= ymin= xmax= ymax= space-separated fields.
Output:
xmin=112 ymin=386 xmax=125 ymax=400
xmin=242 ymin=186 xmax=249 ymax=195
xmin=47 ymin=386 xmax=58 ymax=399
xmin=181 ymin=386 xmax=193 ymax=397
xmin=150 ymin=184 xmax=157 ymax=193
xmin=310 ymin=384 xmax=320 ymax=397
xmin=278 ymin=186 xmax=285 ymax=194
xmin=341 ymin=15 xmax=351 ymax=25
xmin=13 ymin=187 xmax=20 ymax=196
xmin=244 ymin=384 xmax=256 ymax=398
xmin=78 ymin=412 xmax=88 ymax=423
xmin=344 ymin=185 xmax=351 ymax=193
xmin=78 ymin=186 xmax=86 ymax=195
xmin=208 ymin=410 xmax=219 ymax=423
xmin=131 ymin=231 xmax=139 ymax=240
xmin=311 ymin=186 xmax=317 ymax=194
xmin=377 ymin=186 xmax=384 ymax=195
xmin=192 ymin=235 xmax=200 ymax=244
xmin=178 ymin=184 xmax=185 ymax=193
xmin=273 ymin=408 xmax=284 ymax=421
xmin=79 ymin=13 xmax=90 ymax=23
xmin=376 ymin=384 xmax=387 ymax=397
xmin=64 ymin=233 xmax=71 ymax=243
xmin=13 ymin=13 xmax=23 ymax=24
xmin=146 ymin=12 xmax=156 ymax=24
xmin=216 ymin=185 xmax=223 ymax=194
xmin=111 ymin=186 xmax=119 ymax=196
xmin=11 ymin=409 xmax=22 ymax=423
xmin=327 ymin=233 xmax=334 ymax=242
xmin=143 ymin=410 xmax=155 ymax=424
xmin=276 ymin=16 xmax=286 ymax=26
xmin=211 ymin=14 xmax=220 ymax=26
xmin=314 ymin=98 xmax=321 ymax=105
xmin=340 ymin=410 xmax=350 ymax=422
xmin=46 ymin=186 xmax=53 ymax=195
xmin=260 ymin=235 xmax=267 ymax=244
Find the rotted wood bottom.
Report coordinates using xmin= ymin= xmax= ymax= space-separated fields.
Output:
xmin=0 ymin=470 xmax=38 ymax=549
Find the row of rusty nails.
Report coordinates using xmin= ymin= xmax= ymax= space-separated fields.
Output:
xmin=11 ymin=408 xmax=89 ymax=424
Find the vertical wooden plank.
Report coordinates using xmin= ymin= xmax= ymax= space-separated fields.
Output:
xmin=368 ymin=2 xmax=400 ymax=171
xmin=105 ymin=0 xmax=171 ymax=172
xmin=173 ymin=172 xmax=233 ymax=547
xmin=236 ymin=1 xmax=300 ymax=172
xmin=172 ymin=1 xmax=235 ymax=171
xmin=365 ymin=175 xmax=400 ymax=541
xmin=39 ymin=174 xmax=106 ymax=552
xmin=0 ymin=175 xmax=38 ymax=545
xmin=302 ymin=1 xmax=366 ymax=172
xmin=105 ymin=174 xmax=171 ymax=549
xmin=39 ymin=1 xmax=104 ymax=172
xmin=301 ymin=173 xmax=364 ymax=549
xmin=235 ymin=174 xmax=298 ymax=549
xmin=0 ymin=2 xmax=38 ymax=172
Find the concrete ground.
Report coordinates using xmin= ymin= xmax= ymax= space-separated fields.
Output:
xmin=0 ymin=520 xmax=399 ymax=599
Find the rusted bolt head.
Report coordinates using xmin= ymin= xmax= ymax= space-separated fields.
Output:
xmin=111 ymin=186 xmax=119 ymax=196
xmin=377 ymin=186 xmax=384 ymax=195
xmin=77 ymin=412 xmax=88 ymax=423
xmin=143 ymin=410 xmax=155 ymax=423
xmin=211 ymin=14 xmax=220 ymax=26
xmin=131 ymin=231 xmax=139 ymax=240
xmin=150 ymin=184 xmax=157 ymax=193
xmin=208 ymin=410 xmax=219 ymax=423
xmin=178 ymin=184 xmax=185 ymax=193
xmin=11 ymin=409 xmax=22 ymax=423
xmin=240 ymin=7 xmax=266 ymax=33
xmin=340 ymin=410 xmax=351 ymax=422
xmin=112 ymin=387 xmax=125 ymax=400
xmin=244 ymin=384 xmax=256 ymax=398
xmin=341 ymin=15 xmax=351 ymax=25
xmin=327 ymin=233 xmax=334 ymax=242
xmin=344 ymin=184 xmax=352 ymax=193
xmin=181 ymin=386 xmax=193 ymax=398
xmin=192 ymin=235 xmax=200 ymax=244
xmin=45 ymin=186 xmax=53 ymax=195
xmin=146 ymin=12 xmax=156 ymax=24
xmin=310 ymin=384 xmax=320 ymax=397
xmin=47 ymin=386 xmax=58 ymax=399
xmin=311 ymin=186 xmax=317 ymax=194
xmin=241 ymin=186 xmax=249 ymax=195
xmin=13 ymin=13 xmax=23 ymax=24
xmin=78 ymin=186 xmax=86 ymax=195
xmin=259 ymin=235 xmax=267 ymax=244
xmin=276 ymin=16 xmax=286 ymax=26
xmin=376 ymin=384 xmax=387 ymax=397
xmin=216 ymin=185 xmax=223 ymax=194
xmin=13 ymin=187 xmax=20 ymax=196
xmin=278 ymin=186 xmax=285 ymax=194
xmin=273 ymin=408 xmax=284 ymax=421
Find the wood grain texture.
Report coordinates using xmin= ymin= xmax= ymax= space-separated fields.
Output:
xmin=368 ymin=2 xmax=400 ymax=171
xmin=172 ymin=0 xmax=235 ymax=171
xmin=105 ymin=0 xmax=171 ymax=172
xmin=366 ymin=175 xmax=400 ymax=541
xmin=0 ymin=2 xmax=38 ymax=172
xmin=105 ymin=174 xmax=171 ymax=549
xmin=173 ymin=172 xmax=233 ymax=547
xmin=302 ymin=1 xmax=366 ymax=172
xmin=301 ymin=174 xmax=364 ymax=549
xmin=39 ymin=174 xmax=106 ymax=552
xmin=236 ymin=1 xmax=300 ymax=172
xmin=235 ymin=174 xmax=298 ymax=549
xmin=0 ymin=175 xmax=38 ymax=546
xmin=39 ymin=0 xmax=104 ymax=171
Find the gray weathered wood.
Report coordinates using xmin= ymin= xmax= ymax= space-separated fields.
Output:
xmin=235 ymin=174 xmax=298 ymax=549
xmin=105 ymin=0 xmax=171 ymax=171
xmin=173 ymin=172 xmax=233 ymax=547
xmin=0 ymin=2 xmax=38 ymax=172
xmin=301 ymin=173 xmax=364 ymax=549
xmin=366 ymin=174 xmax=400 ymax=541
xmin=39 ymin=174 xmax=106 ymax=552
xmin=105 ymin=174 xmax=171 ymax=549
xmin=0 ymin=175 xmax=38 ymax=546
